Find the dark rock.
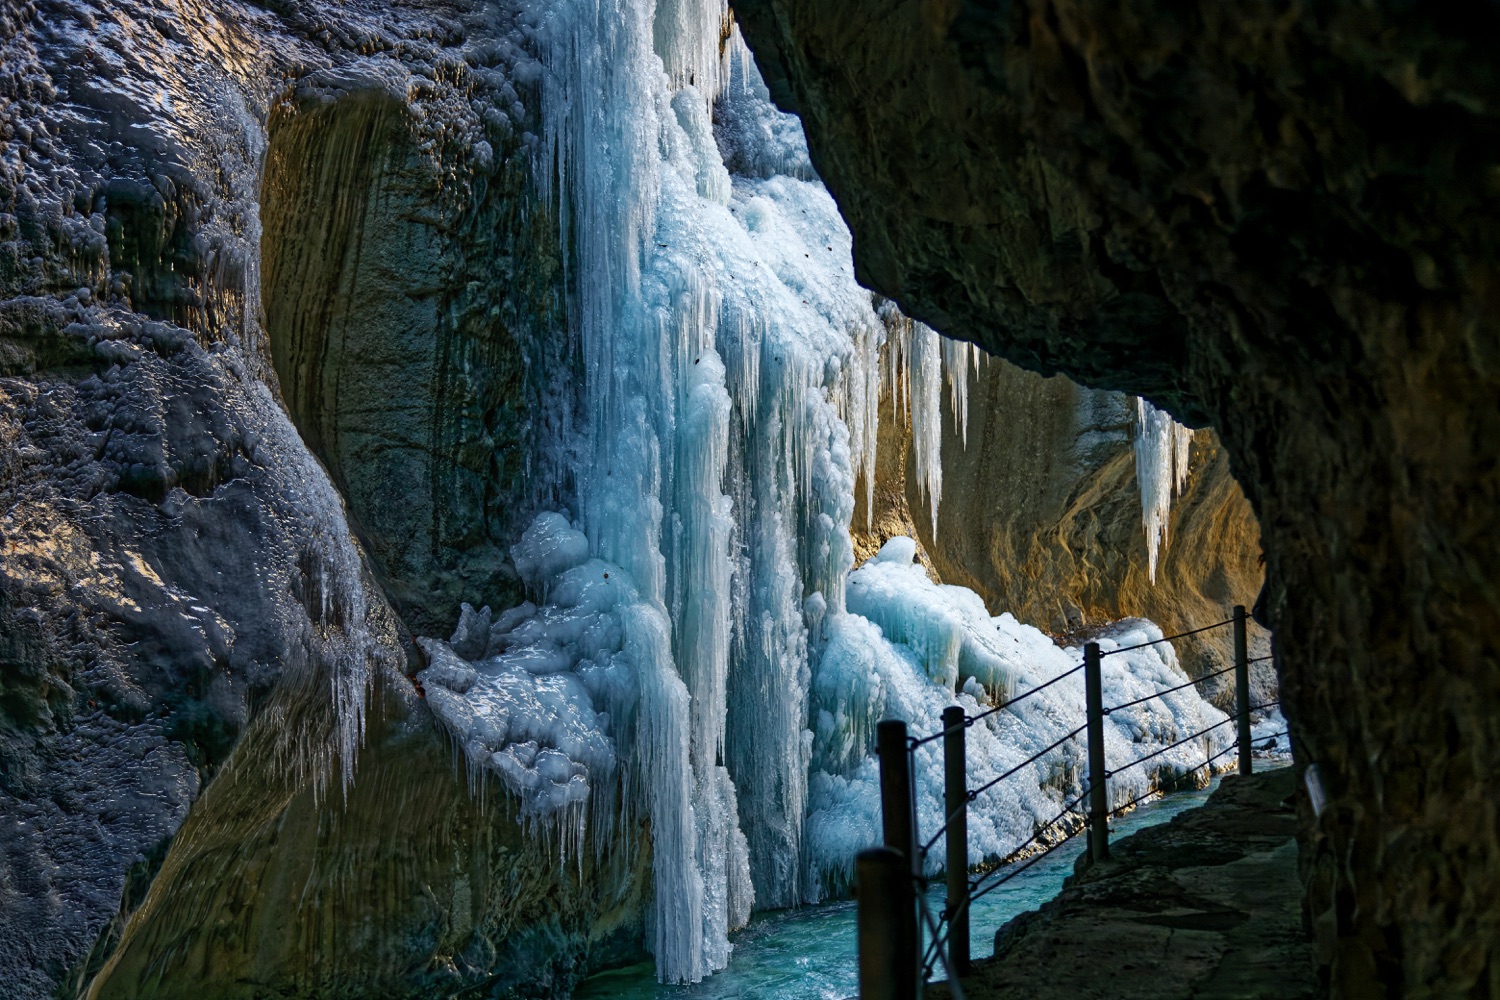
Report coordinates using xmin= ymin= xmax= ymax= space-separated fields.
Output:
xmin=0 ymin=0 xmax=604 ymax=995
xmin=736 ymin=1 xmax=1500 ymax=991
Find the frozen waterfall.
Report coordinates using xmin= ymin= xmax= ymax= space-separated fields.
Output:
xmin=415 ymin=2 xmax=1235 ymax=984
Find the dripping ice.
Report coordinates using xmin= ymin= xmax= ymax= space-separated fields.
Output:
xmin=1133 ymin=397 xmax=1195 ymax=581
xmin=416 ymin=0 xmax=1233 ymax=984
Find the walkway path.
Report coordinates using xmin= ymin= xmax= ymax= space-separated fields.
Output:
xmin=929 ymin=767 xmax=1315 ymax=1000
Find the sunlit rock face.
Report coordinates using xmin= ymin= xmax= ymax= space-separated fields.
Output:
xmin=854 ymin=356 xmax=1273 ymax=711
xmin=259 ymin=80 xmax=560 ymax=638
xmin=737 ymin=1 xmax=1500 ymax=992
xmin=0 ymin=0 xmax=596 ymax=995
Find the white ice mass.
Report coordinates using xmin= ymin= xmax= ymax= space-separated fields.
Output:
xmin=417 ymin=0 xmax=1237 ymax=984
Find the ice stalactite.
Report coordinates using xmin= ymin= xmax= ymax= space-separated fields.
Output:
xmin=942 ymin=336 xmax=979 ymax=445
xmin=422 ymin=1 xmax=870 ymax=980
xmin=1133 ymin=397 xmax=1195 ymax=582
xmin=877 ymin=303 xmax=957 ymax=538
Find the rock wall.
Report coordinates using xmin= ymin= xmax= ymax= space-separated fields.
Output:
xmin=736 ymin=0 xmax=1500 ymax=993
xmin=84 ymin=675 xmax=648 ymax=1000
xmin=0 ymin=1 xmax=618 ymax=996
xmin=856 ymin=354 xmax=1272 ymax=707
xmin=259 ymin=77 xmax=563 ymax=638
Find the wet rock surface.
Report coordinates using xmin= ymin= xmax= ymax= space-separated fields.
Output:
xmin=736 ymin=1 xmax=1500 ymax=991
xmin=930 ymin=767 xmax=1313 ymax=1000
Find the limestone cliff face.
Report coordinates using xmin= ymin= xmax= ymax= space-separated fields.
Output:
xmin=855 ymin=355 xmax=1271 ymax=708
xmin=736 ymin=1 xmax=1500 ymax=992
xmin=259 ymin=81 xmax=563 ymax=638
xmin=0 ymin=1 xmax=620 ymax=996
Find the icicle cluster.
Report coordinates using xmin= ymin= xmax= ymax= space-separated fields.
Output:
xmin=876 ymin=303 xmax=978 ymax=538
xmin=1133 ymin=397 xmax=1195 ymax=582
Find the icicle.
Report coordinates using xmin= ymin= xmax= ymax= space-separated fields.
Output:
xmin=909 ymin=322 xmax=943 ymax=539
xmin=654 ymin=0 xmax=731 ymax=101
xmin=941 ymin=336 xmax=978 ymax=445
xmin=1133 ymin=397 xmax=1195 ymax=582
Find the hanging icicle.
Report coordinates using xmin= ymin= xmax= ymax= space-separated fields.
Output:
xmin=1133 ymin=397 xmax=1195 ymax=582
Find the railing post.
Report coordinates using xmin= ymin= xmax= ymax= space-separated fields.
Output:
xmin=876 ymin=719 xmax=918 ymax=999
xmin=858 ymin=847 xmax=911 ymax=1000
xmin=942 ymin=705 xmax=970 ymax=976
xmin=1234 ymin=604 xmax=1252 ymax=776
xmin=1084 ymin=642 xmax=1109 ymax=863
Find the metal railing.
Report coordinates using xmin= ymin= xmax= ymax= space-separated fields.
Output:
xmin=855 ymin=605 xmax=1290 ymax=1000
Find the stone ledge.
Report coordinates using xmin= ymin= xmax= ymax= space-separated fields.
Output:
xmin=931 ymin=767 xmax=1315 ymax=1000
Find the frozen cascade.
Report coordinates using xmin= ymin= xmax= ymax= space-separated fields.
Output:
xmin=416 ymin=4 xmax=1237 ymax=984
xmin=807 ymin=537 xmax=1234 ymax=895
xmin=1133 ymin=397 xmax=1196 ymax=582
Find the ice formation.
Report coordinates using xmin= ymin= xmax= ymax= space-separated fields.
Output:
xmin=878 ymin=303 xmax=950 ymax=537
xmin=417 ymin=3 xmax=1236 ymax=983
xmin=1133 ymin=397 xmax=1195 ymax=581
xmin=808 ymin=540 xmax=1233 ymax=895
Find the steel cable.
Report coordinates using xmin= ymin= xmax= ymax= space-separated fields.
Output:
xmin=1107 ymin=716 xmax=1237 ymax=778
xmin=1105 ymin=663 xmax=1238 ymax=714
xmin=909 ymin=664 xmax=1086 ymax=748
xmin=1096 ymin=617 xmax=1236 ymax=658
xmin=966 ymin=724 xmax=1087 ymax=801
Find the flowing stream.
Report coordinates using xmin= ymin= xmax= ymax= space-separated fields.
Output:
xmin=576 ymin=776 xmax=1232 ymax=999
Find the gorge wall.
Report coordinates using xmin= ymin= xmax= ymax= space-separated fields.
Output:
xmin=0 ymin=0 xmax=642 ymax=995
xmin=0 ymin=0 xmax=1318 ymax=996
xmin=855 ymin=355 xmax=1272 ymax=707
xmin=736 ymin=0 xmax=1500 ymax=993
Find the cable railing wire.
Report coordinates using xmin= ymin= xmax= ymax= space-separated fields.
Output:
xmin=921 ymin=725 xmax=1087 ymax=852
xmin=916 ymin=672 xmax=1278 ymax=894
xmin=968 ymin=827 xmax=1084 ymax=906
xmin=967 ymin=723 xmax=1088 ymax=802
xmin=909 ymin=664 xmax=1086 ymax=748
xmin=966 ymin=785 xmax=1091 ymax=895
xmin=1105 ymin=662 xmax=1239 ymax=715
xmin=916 ymin=893 xmax=967 ymax=997
xmin=910 ymin=629 xmax=1258 ymax=748
xmin=1107 ymin=741 xmax=1240 ymax=817
xmin=1095 ymin=616 xmax=1236 ymax=658
xmin=1107 ymin=716 xmax=1237 ymax=779
xmin=869 ymin=605 xmax=1290 ymax=993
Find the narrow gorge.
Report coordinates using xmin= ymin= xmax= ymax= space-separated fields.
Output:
xmin=1 ymin=0 xmax=1491 ymax=998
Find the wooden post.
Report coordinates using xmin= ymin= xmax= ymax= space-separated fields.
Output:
xmin=876 ymin=719 xmax=918 ymax=996
xmin=858 ymin=847 xmax=913 ymax=1000
xmin=942 ymin=705 xmax=970 ymax=976
xmin=1084 ymin=642 xmax=1109 ymax=863
xmin=1234 ymin=604 xmax=1252 ymax=776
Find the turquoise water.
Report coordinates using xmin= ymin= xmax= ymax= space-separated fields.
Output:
xmin=574 ymin=777 xmax=1228 ymax=1000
